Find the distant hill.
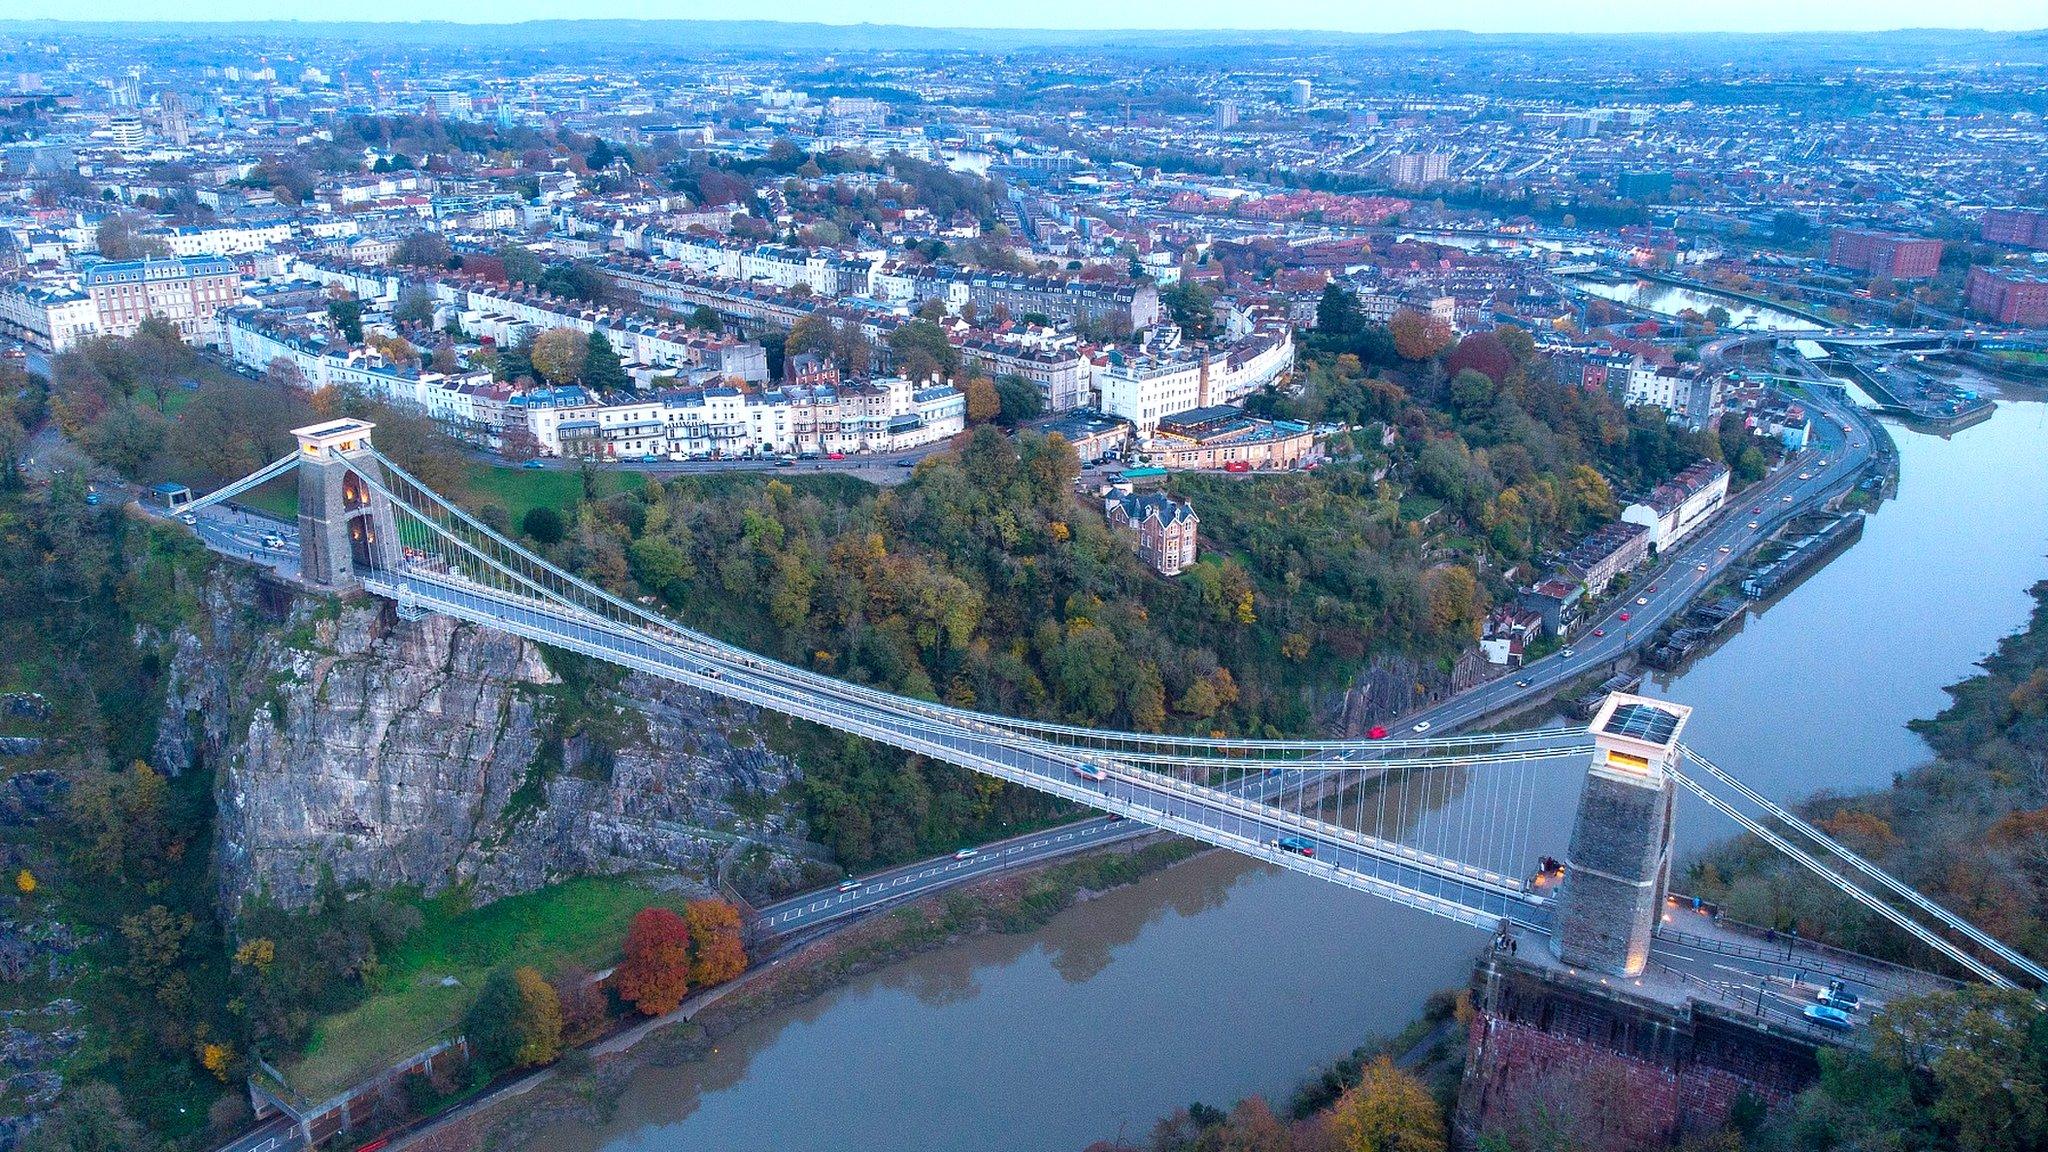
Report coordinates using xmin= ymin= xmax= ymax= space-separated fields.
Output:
xmin=0 ymin=19 xmax=2042 ymax=61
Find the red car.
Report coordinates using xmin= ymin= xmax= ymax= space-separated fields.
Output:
xmin=1368 ymin=725 xmax=1389 ymax=740
xmin=1618 ymin=611 xmax=1631 ymax=622
xmin=827 ymin=451 xmax=845 ymax=460
xmin=1593 ymin=628 xmax=1607 ymax=637
xmin=1223 ymin=460 xmax=1251 ymax=473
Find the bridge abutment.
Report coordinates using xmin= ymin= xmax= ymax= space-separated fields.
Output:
xmin=1551 ymin=694 xmax=1688 ymax=977
xmin=293 ymin=419 xmax=400 ymax=588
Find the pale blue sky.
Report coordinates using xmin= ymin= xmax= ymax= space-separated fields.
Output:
xmin=8 ymin=0 xmax=2045 ymax=32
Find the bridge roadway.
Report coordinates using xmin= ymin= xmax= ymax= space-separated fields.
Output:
xmin=367 ymin=568 xmax=1556 ymax=932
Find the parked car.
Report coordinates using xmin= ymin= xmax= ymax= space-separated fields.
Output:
xmin=522 ymin=460 xmax=546 ymax=469
xmin=827 ymin=451 xmax=845 ymax=460
xmin=775 ymin=457 xmax=795 ymax=467
xmin=1223 ymin=460 xmax=1252 ymax=473
xmin=896 ymin=457 xmax=917 ymax=468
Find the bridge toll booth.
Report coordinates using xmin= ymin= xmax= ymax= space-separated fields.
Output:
xmin=292 ymin=419 xmax=401 ymax=588
xmin=1550 ymin=693 xmax=1689 ymax=977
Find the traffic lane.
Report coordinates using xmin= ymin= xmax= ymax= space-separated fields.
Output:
xmin=756 ymin=819 xmax=1149 ymax=931
xmin=1410 ymin=441 xmax=1866 ymax=728
xmin=691 ymin=644 xmax=1535 ymax=925
xmin=213 ymin=1116 xmax=297 ymax=1152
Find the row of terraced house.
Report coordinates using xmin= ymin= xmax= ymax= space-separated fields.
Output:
xmin=221 ymin=307 xmax=963 ymax=460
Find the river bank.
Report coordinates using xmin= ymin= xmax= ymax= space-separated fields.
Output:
xmin=395 ymin=836 xmax=1209 ymax=1152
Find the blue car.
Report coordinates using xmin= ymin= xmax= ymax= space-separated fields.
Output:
xmin=1803 ymin=1004 xmax=1854 ymax=1031
xmin=522 ymin=460 xmax=546 ymax=469
xmin=1274 ymin=835 xmax=1316 ymax=858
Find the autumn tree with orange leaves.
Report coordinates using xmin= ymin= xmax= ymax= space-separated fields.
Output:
xmin=685 ymin=899 xmax=749 ymax=988
xmin=615 ymin=907 xmax=692 ymax=1016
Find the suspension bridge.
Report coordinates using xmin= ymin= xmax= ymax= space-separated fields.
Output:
xmin=173 ymin=420 xmax=2048 ymax=1017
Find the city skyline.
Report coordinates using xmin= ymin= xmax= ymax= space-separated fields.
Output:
xmin=7 ymin=1 xmax=2047 ymax=32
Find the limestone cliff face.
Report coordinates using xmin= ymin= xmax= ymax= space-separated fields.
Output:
xmin=155 ymin=572 xmax=811 ymax=912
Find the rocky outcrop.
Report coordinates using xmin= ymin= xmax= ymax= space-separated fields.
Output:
xmin=158 ymin=571 xmax=812 ymax=912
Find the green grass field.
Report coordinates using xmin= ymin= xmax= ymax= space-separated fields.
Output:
xmin=284 ymin=874 xmax=693 ymax=1102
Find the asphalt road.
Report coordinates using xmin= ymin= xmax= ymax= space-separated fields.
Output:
xmin=1397 ymin=386 xmax=1873 ymax=736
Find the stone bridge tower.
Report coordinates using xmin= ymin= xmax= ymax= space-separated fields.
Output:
xmin=293 ymin=419 xmax=400 ymax=588
xmin=1550 ymin=693 xmax=1689 ymax=977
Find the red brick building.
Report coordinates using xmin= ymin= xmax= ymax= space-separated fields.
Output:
xmin=1966 ymin=266 xmax=2048 ymax=326
xmin=1827 ymin=228 xmax=1944 ymax=280
xmin=1104 ymin=491 xmax=1199 ymax=576
xmin=82 ymin=254 xmax=241 ymax=341
xmin=1981 ymin=208 xmax=2048 ymax=250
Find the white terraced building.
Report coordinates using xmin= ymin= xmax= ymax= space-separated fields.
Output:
xmin=0 ymin=281 xmax=103 ymax=352
xmin=1096 ymin=328 xmax=1296 ymax=435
